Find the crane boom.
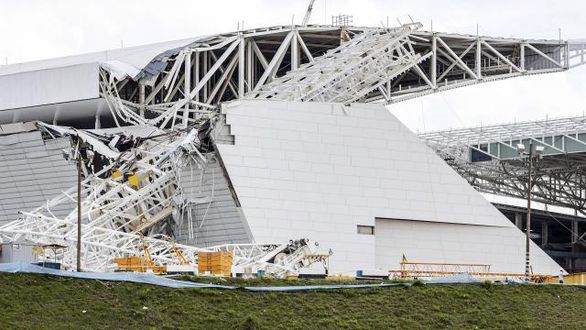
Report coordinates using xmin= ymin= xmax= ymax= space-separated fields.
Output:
xmin=302 ymin=0 xmax=316 ymax=26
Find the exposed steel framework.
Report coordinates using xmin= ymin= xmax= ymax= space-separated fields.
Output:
xmin=100 ymin=23 xmax=586 ymax=129
xmin=1 ymin=18 xmax=585 ymax=274
xmin=420 ymin=115 xmax=586 ymax=212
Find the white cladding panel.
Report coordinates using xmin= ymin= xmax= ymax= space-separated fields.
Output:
xmin=217 ymin=100 xmax=561 ymax=274
xmin=375 ymin=218 xmax=560 ymax=274
xmin=0 ymin=63 xmax=99 ymax=111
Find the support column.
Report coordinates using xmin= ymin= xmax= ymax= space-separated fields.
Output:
xmin=246 ymin=40 xmax=253 ymax=93
xmin=476 ymin=38 xmax=482 ymax=79
xmin=238 ymin=37 xmax=246 ymax=98
xmin=203 ymin=52 xmax=208 ymax=102
xmin=431 ymin=34 xmax=437 ymax=89
xmin=182 ymin=53 xmax=191 ymax=127
xmin=520 ymin=43 xmax=526 ymax=71
xmin=193 ymin=52 xmax=200 ymax=103
xmin=291 ymin=30 xmax=299 ymax=71
xmin=541 ymin=222 xmax=549 ymax=248
xmin=515 ymin=212 xmax=523 ymax=229
xmin=138 ymin=81 xmax=146 ymax=118
xmin=565 ymin=42 xmax=570 ymax=69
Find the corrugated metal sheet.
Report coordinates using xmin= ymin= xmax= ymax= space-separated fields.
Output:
xmin=0 ymin=130 xmax=76 ymax=225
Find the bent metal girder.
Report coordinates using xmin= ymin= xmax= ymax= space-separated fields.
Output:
xmin=0 ymin=123 xmax=319 ymax=275
xmin=98 ymin=23 xmax=586 ymax=129
xmin=248 ymin=23 xmax=431 ymax=103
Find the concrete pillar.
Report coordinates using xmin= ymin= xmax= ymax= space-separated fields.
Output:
xmin=515 ymin=212 xmax=523 ymax=229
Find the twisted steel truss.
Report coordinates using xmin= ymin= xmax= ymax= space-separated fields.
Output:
xmin=98 ymin=23 xmax=586 ymax=129
xmin=0 ymin=122 xmax=321 ymax=275
xmin=1 ymin=20 xmax=586 ymax=273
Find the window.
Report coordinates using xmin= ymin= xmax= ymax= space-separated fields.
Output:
xmin=357 ymin=225 xmax=374 ymax=235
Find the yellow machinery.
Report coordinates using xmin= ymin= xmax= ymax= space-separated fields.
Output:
xmin=172 ymin=241 xmax=189 ymax=265
xmin=390 ymin=256 xmax=548 ymax=282
xmin=113 ymin=237 xmax=166 ymax=274
xmin=544 ymin=272 xmax=586 ymax=285
xmin=198 ymin=251 xmax=233 ymax=277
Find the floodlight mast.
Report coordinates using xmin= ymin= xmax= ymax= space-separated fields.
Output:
xmin=525 ymin=143 xmax=533 ymax=283
xmin=517 ymin=142 xmax=543 ymax=282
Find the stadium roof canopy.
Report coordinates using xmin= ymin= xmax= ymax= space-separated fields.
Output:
xmin=1 ymin=23 xmax=585 ymax=128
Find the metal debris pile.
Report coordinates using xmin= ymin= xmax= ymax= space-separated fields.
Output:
xmin=0 ymin=118 xmax=327 ymax=276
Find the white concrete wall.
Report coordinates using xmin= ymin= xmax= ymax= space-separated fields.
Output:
xmin=375 ymin=218 xmax=560 ymax=274
xmin=216 ymin=100 xmax=562 ymax=274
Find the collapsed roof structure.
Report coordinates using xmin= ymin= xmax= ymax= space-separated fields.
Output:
xmin=0 ymin=18 xmax=585 ymax=275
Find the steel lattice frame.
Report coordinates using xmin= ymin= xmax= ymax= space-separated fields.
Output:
xmin=2 ymin=21 xmax=586 ymax=273
xmin=98 ymin=23 xmax=586 ymax=129
xmin=0 ymin=122 xmax=319 ymax=274
xmin=420 ymin=115 xmax=586 ymax=212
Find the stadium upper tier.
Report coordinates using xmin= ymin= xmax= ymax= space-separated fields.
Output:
xmin=420 ymin=115 xmax=586 ymax=211
xmin=0 ymin=23 xmax=585 ymax=128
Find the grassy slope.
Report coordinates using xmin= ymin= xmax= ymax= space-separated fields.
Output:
xmin=0 ymin=273 xmax=585 ymax=329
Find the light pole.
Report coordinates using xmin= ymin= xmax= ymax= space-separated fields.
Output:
xmin=76 ymin=150 xmax=82 ymax=272
xmin=516 ymin=142 xmax=544 ymax=282
xmin=64 ymin=140 xmax=86 ymax=272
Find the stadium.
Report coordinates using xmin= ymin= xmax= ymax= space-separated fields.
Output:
xmin=1 ymin=11 xmax=585 ymax=278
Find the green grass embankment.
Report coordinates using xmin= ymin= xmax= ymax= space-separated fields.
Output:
xmin=0 ymin=273 xmax=585 ymax=329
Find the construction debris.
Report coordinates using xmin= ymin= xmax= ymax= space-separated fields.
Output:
xmin=0 ymin=118 xmax=328 ymax=276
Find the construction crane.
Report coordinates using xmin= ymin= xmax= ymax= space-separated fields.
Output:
xmin=302 ymin=0 xmax=316 ymax=26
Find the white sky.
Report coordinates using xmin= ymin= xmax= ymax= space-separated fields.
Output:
xmin=1 ymin=0 xmax=585 ymax=132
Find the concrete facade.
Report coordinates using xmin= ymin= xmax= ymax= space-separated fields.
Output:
xmin=216 ymin=100 xmax=562 ymax=274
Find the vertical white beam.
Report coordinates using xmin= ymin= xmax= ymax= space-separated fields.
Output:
xmin=203 ymin=52 xmax=208 ymax=102
xmin=520 ymin=43 xmax=526 ymax=71
xmin=194 ymin=51 xmax=200 ymax=103
xmin=565 ymin=42 xmax=570 ymax=69
xmin=291 ymin=29 xmax=299 ymax=70
xmin=476 ymin=38 xmax=482 ymax=79
xmin=431 ymin=34 xmax=437 ymax=88
xmin=182 ymin=53 xmax=191 ymax=127
xmin=138 ymin=82 xmax=145 ymax=104
xmin=138 ymin=81 xmax=145 ymax=117
xmin=246 ymin=40 xmax=253 ymax=93
xmin=238 ymin=37 xmax=246 ymax=97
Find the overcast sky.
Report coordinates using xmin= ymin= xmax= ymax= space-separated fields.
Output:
xmin=1 ymin=0 xmax=585 ymax=132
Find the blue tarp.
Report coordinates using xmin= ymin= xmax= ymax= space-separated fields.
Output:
xmin=245 ymin=283 xmax=406 ymax=292
xmin=0 ymin=263 xmax=235 ymax=289
xmin=0 ymin=263 xmax=484 ymax=291
xmin=426 ymin=273 xmax=481 ymax=284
